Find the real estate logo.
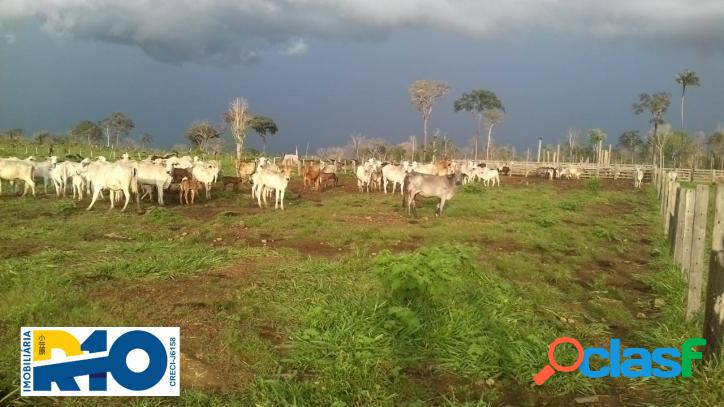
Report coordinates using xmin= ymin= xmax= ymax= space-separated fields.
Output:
xmin=534 ymin=337 xmax=706 ymax=385
xmin=20 ymin=327 xmax=179 ymax=396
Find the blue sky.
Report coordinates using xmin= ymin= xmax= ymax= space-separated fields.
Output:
xmin=0 ymin=1 xmax=722 ymax=154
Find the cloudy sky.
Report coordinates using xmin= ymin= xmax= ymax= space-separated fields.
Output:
xmin=0 ymin=0 xmax=722 ymax=153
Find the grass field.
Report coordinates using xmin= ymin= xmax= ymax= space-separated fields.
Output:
xmin=0 ymin=171 xmax=722 ymax=406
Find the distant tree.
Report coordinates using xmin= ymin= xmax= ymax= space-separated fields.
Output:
xmin=224 ymin=98 xmax=253 ymax=160
xmin=483 ymin=108 xmax=504 ymax=160
xmin=250 ymin=115 xmax=278 ymax=153
xmin=70 ymin=120 xmax=102 ymax=145
xmin=409 ymin=80 xmax=450 ymax=161
xmin=99 ymin=112 xmax=135 ymax=148
xmin=634 ymin=92 xmax=672 ymax=167
xmin=675 ymin=69 xmax=700 ymax=129
xmin=587 ymin=128 xmax=607 ymax=162
xmin=454 ymin=89 xmax=504 ymax=161
xmin=185 ymin=121 xmax=222 ymax=153
xmin=2 ymin=128 xmax=24 ymax=145
xmin=566 ymin=128 xmax=581 ymax=161
xmin=618 ymin=130 xmax=643 ymax=164
xmin=33 ymin=130 xmax=51 ymax=146
xmin=708 ymin=131 xmax=724 ymax=169
xmin=140 ymin=132 xmax=153 ymax=148
xmin=665 ymin=130 xmax=696 ymax=168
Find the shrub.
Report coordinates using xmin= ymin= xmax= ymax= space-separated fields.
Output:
xmin=586 ymin=178 xmax=602 ymax=194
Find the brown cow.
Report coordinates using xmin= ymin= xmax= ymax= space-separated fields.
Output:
xmin=235 ymin=159 xmax=258 ymax=182
xmin=179 ymin=176 xmax=202 ymax=205
xmin=319 ymin=172 xmax=338 ymax=191
xmin=303 ymin=164 xmax=322 ymax=191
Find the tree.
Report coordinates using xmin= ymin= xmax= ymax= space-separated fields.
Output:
xmin=634 ymin=92 xmax=671 ymax=167
xmin=618 ymin=130 xmax=643 ymax=164
xmin=409 ymin=80 xmax=450 ymax=161
xmin=566 ymin=128 xmax=580 ymax=161
xmin=675 ymin=69 xmax=700 ymax=129
xmin=224 ymin=98 xmax=254 ymax=160
xmin=454 ymin=90 xmax=504 ymax=161
xmin=70 ymin=120 xmax=102 ymax=145
xmin=250 ymin=115 xmax=278 ymax=154
xmin=707 ymin=131 xmax=724 ymax=169
xmin=33 ymin=130 xmax=51 ymax=146
xmin=483 ymin=108 xmax=504 ymax=160
xmin=185 ymin=121 xmax=222 ymax=153
xmin=587 ymin=128 xmax=607 ymax=162
xmin=1 ymin=128 xmax=24 ymax=145
xmin=99 ymin=112 xmax=135 ymax=148
xmin=140 ymin=132 xmax=153 ymax=148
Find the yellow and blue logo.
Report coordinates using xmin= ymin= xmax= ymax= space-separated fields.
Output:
xmin=20 ymin=327 xmax=179 ymax=396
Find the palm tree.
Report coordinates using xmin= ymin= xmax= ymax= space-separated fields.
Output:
xmin=675 ymin=70 xmax=700 ymax=130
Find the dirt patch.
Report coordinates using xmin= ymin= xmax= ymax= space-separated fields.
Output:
xmin=87 ymin=260 xmax=273 ymax=391
xmin=477 ymin=236 xmax=525 ymax=252
xmin=248 ymin=237 xmax=347 ymax=258
xmin=0 ymin=240 xmax=42 ymax=258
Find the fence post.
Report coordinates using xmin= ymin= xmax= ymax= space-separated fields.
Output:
xmin=664 ymin=182 xmax=678 ymax=235
xmin=661 ymin=175 xmax=669 ymax=217
xmin=687 ymin=185 xmax=709 ymax=320
xmin=679 ymin=189 xmax=695 ymax=274
xmin=704 ymin=186 xmax=724 ymax=359
xmin=670 ymin=186 xmax=684 ymax=252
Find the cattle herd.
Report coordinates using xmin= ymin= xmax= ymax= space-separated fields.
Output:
xmin=0 ymin=153 xmax=645 ymax=216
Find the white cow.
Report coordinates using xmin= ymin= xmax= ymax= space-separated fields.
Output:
xmin=82 ymin=161 xmax=140 ymax=211
xmin=479 ymin=168 xmax=500 ymax=187
xmin=31 ymin=156 xmax=58 ymax=193
xmin=134 ymin=161 xmax=173 ymax=205
xmin=381 ymin=161 xmax=411 ymax=195
xmin=635 ymin=166 xmax=644 ymax=189
xmin=356 ymin=165 xmax=372 ymax=193
xmin=0 ymin=158 xmax=36 ymax=196
xmin=255 ymin=167 xmax=292 ymax=210
xmin=49 ymin=161 xmax=70 ymax=197
xmin=191 ymin=163 xmax=220 ymax=199
xmin=668 ymin=171 xmax=678 ymax=182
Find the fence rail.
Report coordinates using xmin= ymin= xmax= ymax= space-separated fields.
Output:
xmin=654 ymin=168 xmax=724 ymax=358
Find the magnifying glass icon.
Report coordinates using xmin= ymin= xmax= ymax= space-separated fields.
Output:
xmin=533 ymin=337 xmax=584 ymax=385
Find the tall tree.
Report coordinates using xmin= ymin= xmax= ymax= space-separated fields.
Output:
xmin=617 ymin=130 xmax=643 ymax=164
xmin=409 ymin=80 xmax=449 ymax=161
xmin=634 ymin=92 xmax=671 ymax=167
xmin=224 ymin=98 xmax=253 ymax=160
xmin=99 ymin=112 xmax=135 ymax=148
xmin=587 ymin=128 xmax=607 ymax=162
xmin=707 ymin=131 xmax=724 ymax=170
xmin=250 ymin=115 xmax=278 ymax=153
xmin=140 ymin=132 xmax=153 ymax=148
xmin=483 ymin=108 xmax=504 ymax=160
xmin=675 ymin=69 xmax=700 ymax=129
xmin=70 ymin=120 xmax=102 ymax=145
xmin=185 ymin=121 xmax=222 ymax=153
xmin=454 ymin=90 xmax=504 ymax=161
xmin=33 ymin=130 xmax=51 ymax=146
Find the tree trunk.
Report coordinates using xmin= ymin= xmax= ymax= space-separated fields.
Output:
xmin=262 ymin=138 xmax=267 ymax=154
xmin=236 ymin=139 xmax=244 ymax=161
xmin=422 ymin=115 xmax=429 ymax=162
xmin=486 ymin=124 xmax=494 ymax=161
xmin=681 ymin=86 xmax=686 ymax=129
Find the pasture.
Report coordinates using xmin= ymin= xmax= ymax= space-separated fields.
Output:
xmin=0 ymin=171 xmax=722 ymax=406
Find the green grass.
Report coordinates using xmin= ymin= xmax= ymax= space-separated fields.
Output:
xmin=0 ymin=171 xmax=720 ymax=405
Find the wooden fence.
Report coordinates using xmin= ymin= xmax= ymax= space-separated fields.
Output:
xmin=654 ymin=168 xmax=724 ymax=358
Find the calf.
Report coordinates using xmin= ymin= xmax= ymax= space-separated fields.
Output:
xmin=221 ymin=176 xmax=244 ymax=190
xmin=179 ymin=176 xmax=203 ymax=205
